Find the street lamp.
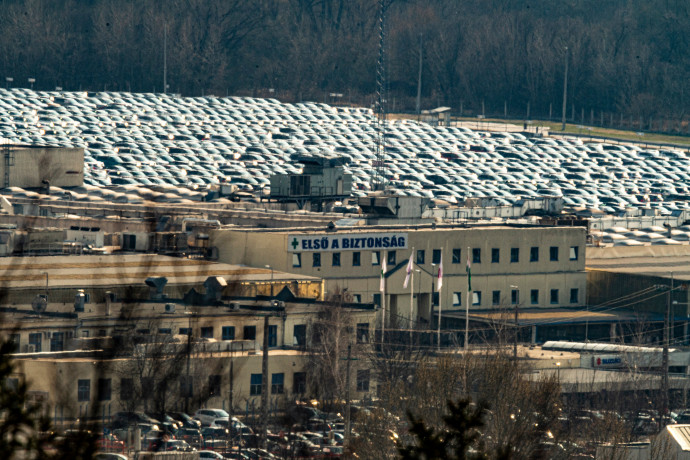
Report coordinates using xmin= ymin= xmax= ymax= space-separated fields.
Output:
xmin=265 ymin=265 xmax=274 ymax=297
xmin=28 ymin=78 xmax=35 ymax=90
xmin=5 ymin=77 xmax=12 ymax=89
xmin=510 ymin=285 xmax=519 ymax=359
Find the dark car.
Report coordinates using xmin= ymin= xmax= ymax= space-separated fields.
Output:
xmin=169 ymin=412 xmax=202 ymax=429
xmin=111 ymin=412 xmax=159 ymax=430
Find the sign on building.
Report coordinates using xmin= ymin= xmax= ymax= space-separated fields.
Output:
xmin=287 ymin=233 xmax=409 ymax=252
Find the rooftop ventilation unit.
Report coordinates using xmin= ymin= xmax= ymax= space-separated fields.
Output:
xmin=145 ymin=277 xmax=168 ymax=300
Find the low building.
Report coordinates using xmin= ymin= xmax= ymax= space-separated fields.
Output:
xmin=211 ymin=224 xmax=587 ymax=330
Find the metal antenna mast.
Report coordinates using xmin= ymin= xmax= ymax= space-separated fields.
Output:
xmin=372 ymin=0 xmax=387 ymax=191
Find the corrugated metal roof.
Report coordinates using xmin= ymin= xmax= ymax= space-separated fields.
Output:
xmin=542 ymin=340 xmax=675 ymax=354
xmin=667 ymin=425 xmax=690 ymax=451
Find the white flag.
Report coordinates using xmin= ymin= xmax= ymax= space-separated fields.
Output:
xmin=437 ymin=254 xmax=443 ymax=291
xmin=380 ymin=256 xmax=387 ymax=292
xmin=403 ymin=252 xmax=414 ymax=288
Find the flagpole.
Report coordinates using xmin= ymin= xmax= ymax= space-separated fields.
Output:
xmin=382 ymin=251 xmax=386 ymax=344
xmin=437 ymin=254 xmax=443 ymax=352
xmin=409 ymin=255 xmax=414 ymax=342
xmin=465 ymin=246 xmax=470 ymax=349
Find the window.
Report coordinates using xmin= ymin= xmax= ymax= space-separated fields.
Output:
xmin=292 ymin=253 xmax=301 ymax=268
xmin=530 ymin=247 xmax=539 ymax=262
xmin=180 ymin=376 xmax=193 ymax=398
xmin=472 ymin=248 xmax=481 ymax=264
xmin=271 ymin=373 xmax=284 ymax=394
xmin=417 ymin=250 xmax=426 ymax=264
xmin=472 ymin=291 xmax=482 ymax=306
xmin=120 ymin=378 xmax=133 ymax=401
xmin=550 ymin=247 xmax=559 ymax=261
xmin=82 ymin=330 xmax=90 ymax=338
xmin=200 ymin=327 xmax=214 ymax=339
xmin=510 ymin=248 xmax=519 ymax=263
xmin=511 ymin=289 xmax=519 ymax=305
xmin=530 ymin=289 xmax=539 ymax=305
xmin=97 ymin=378 xmax=111 ymax=401
xmin=550 ymin=289 xmax=559 ymax=304
xmin=9 ymin=334 xmax=19 ymax=352
xmin=50 ymin=332 xmax=64 ymax=352
xmin=352 ymin=252 xmax=361 ymax=266
xmin=492 ymin=248 xmax=500 ymax=263
xmin=356 ymin=323 xmax=370 ymax=343
xmin=356 ymin=370 xmax=370 ymax=392
xmin=179 ymin=327 xmax=191 ymax=336
xmin=570 ymin=246 xmax=579 ymax=261
xmin=432 ymin=292 xmax=439 ymax=306
xmin=452 ymin=292 xmax=462 ymax=306
xmin=492 ymin=290 xmax=501 ymax=306
xmin=332 ymin=252 xmax=341 ymax=267
xmin=268 ymin=325 xmax=277 ymax=348
xmin=28 ymin=333 xmax=42 ymax=352
xmin=158 ymin=328 xmax=171 ymax=335
xmin=452 ymin=249 xmax=461 ymax=264
xmin=353 ymin=294 xmax=362 ymax=303
xmin=387 ymin=251 xmax=396 ymax=265
xmin=222 ymin=326 xmax=235 ymax=340
xmin=373 ymin=293 xmax=381 ymax=306
xmin=209 ymin=375 xmax=221 ymax=397
xmin=312 ymin=253 xmax=321 ymax=268
xmin=244 ymin=326 xmax=256 ymax=341
xmin=293 ymin=325 xmax=306 ymax=347
xmin=6 ymin=378 xmax=18 ymax=391
xmin=570 ymin=288 xmax=579 ymax=304
xmin=372 ymin=251 xmax=380 ymax=266
xmin=293 ymin=372 xmax=306 ymax=394
xmin=250 ymin=374 xmax=262 ymax=396
xmin=77 ymin=379 xmax=90 ymax=402
xmin=141 ymin=377 xmax=154 ymax=400
xmin=432 ymin=249 xmax=441 ymax=264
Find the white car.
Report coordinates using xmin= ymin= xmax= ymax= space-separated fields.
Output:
xmin=198 ymin=451 xmax=224 ymax=459
xmin=193 ymin=408 xmax=229 ymax=426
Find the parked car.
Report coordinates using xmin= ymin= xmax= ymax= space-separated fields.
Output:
xmin=194 ymin=408 xmax=230 ymax=426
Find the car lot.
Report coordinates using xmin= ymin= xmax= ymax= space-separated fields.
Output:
xmin=1 ymin=88 xmax=689 ymax=216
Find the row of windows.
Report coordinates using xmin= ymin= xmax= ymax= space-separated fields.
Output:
xmin=293 ymin=246 xmax=580 ymax=268
xmin=451 ymin=288 xmax=580 ymax=306
xmin=78 ymin=371 xmax=317 ymax=402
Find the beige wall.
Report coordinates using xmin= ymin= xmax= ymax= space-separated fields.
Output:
xmin=0 ymin=147 xmax=83 ymax=188
xmin=211 ymin=225 xmax=587 ymax=322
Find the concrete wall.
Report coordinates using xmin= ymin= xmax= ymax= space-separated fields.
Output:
xmin=0 ymin=146 xmax=83 ymax=188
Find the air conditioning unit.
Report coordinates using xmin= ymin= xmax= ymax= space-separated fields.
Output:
xmin=26 ymin=344 xmax=35 ymax=353
xmin=228 ymin=302 xmax=240 ymax=311
xmin=164 ymin=303 xmax=176 ymax=313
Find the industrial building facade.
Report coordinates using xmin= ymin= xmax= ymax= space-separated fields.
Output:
xmin=211 ymin=224 xmax=587 ymax=327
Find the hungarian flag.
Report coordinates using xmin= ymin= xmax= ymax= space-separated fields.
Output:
xmin=403 ymin=252 xmax=414 ymax=288
xmin=380 ymin=256 xmax=387 ymax=292
xmin=437 ymin=254 xmax=443 ymax=291
xmin=466 ymin=250 xmax=472 ymax=291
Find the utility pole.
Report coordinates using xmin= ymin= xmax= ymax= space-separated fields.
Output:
xmin=416 ymin=34 xmax=423 ymax=118
xmin=261 ymin=315 xmax=269 ymax=448
xmin=229 ymin=354 xmax=234 ymax=418
xmin=561 ymin=46 xmax=568 ymax=131
xmin=344 ymin=343 xmax=352 ymax=446
xmin=663 ymin=287 xmax=670 ymax=418
xmin=163 ymin=23 xmax=167 ymax=94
